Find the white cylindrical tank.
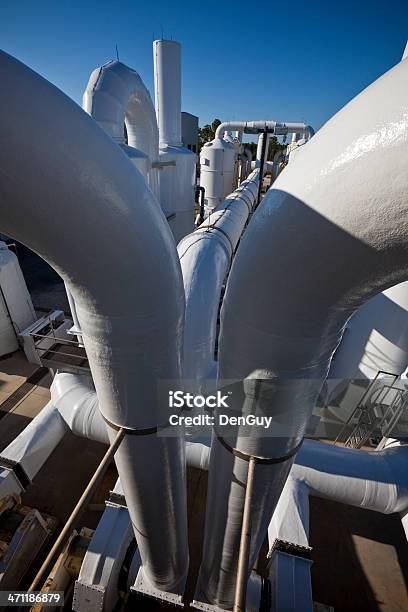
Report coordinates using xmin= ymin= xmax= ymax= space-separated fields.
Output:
xmin=153 ymin=40 xmax=182 ymax=148
xmin=0 ymin=242 xmax=36 ymax=356
xmin=200 ymin=138 xmax=236 ymax=214
xmin=158 ymin=147 xmax=196 ymax=243
xmin=153 ymin=39 xmax=196 ymax=243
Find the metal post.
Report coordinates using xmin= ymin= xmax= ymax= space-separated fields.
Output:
xmin=28 ymin=427 xmax=125 ymax=593
xmin=233 ymin=456 xmax=256 ymax=612
xmin=256 ymin=127 xmax=268 ymax=207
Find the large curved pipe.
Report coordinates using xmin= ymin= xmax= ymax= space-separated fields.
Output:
xmin=197 ymin=56 xmax=408 ymax=607
xmin=0 ymin=51 xmax=188 ymax=594
xmin=83 ymin=60 xmax=160 ymax=199
xmin=83 ymin=60 xmax=159 ymax=162
xmin=215 ymin=120 xmax=314 ymax=140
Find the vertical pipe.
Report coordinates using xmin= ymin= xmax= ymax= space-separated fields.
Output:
xmin=233 ymin=456 xmax=256 ymax=612
xmin=153 ymin=40 xmax=182 ymax=147
xmin=257 ymin=128 xmax=268 ymax=206
xmin=64 ymin=282 xmax=83 ymax=345
xmin=0 ymin=50 xmax=189 ymax=598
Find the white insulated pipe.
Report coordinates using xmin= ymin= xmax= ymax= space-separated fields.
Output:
xmin=178 ymin=170 xmax=260 ymax=383
xmin=271 ymin=149 xmax=286 ymax=181
xmin=153 ymin=40 xmax=182 ymax=147
xmin=256 ymin=132 xmax=270 ymax=164
xmin=83 ymin=60 xmax=159 ymax=162
xmin=0 ymin=370 xmax=210 ymax=500
xmin=64 ymin=283 xmax=84 ymax=345
xmin=0 ymin=51 xmax=188 ymax=595
xmin=0 ymin=373 xmax=110 ymax=499
xmin=214 ymin=120 xmax=314 ymax=140
xmin=328 ymin=281 xmax=408 ymax=381
xmin=197 ymin=56 xmax=408 ymax=608
xmin=267 ymin=440 xmax=408 ymax=612
xmin=52 ymin=373 xmax=109 ymax=445
xmin=269 ymin=439 xmax=408 ymax=546
xmin=0 ymin=400 xmax=66 ymax=496
xmin=83 ymin=60 xmax=160 ymax=199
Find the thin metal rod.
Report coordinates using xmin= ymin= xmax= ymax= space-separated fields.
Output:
xmin=233 ymin=456 xmax=256 ymax=612
xmin=28 ymin=427 xmax=125 ymax=592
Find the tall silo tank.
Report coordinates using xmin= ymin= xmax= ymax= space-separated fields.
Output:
xmin=0 ymin=242 xmax=36 ymax=356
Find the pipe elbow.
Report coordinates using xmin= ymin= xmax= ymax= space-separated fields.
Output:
xmin=0 ymin=51 xmax=185 ymax=430
xmin=83 ymin=60 xmax=159 ymax=162
xmin=51 ymin=373 xmax=109 ymax=445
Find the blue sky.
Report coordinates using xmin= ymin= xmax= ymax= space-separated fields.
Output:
xmin=1 ymin=0 xmax=407 ymax=133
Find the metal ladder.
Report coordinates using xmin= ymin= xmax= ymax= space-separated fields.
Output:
xmin=333 ymin=371 xmax=399 ymax=448
xmin=375 ymin=387 xmax=408 ymax=450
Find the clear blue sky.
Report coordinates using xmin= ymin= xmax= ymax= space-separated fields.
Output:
xmin=1 ymin=0 xmax=407 ymax=132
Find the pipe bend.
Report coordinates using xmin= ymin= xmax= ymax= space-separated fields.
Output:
xmin=199 ymin=57 xmax=408 ymax=607
xmin=83 ymin=60 xmax=159 ymax=162
xmin=51 ymin=372 xmax=109 ymax=445
xmin=0 ymin=50 xmax=184 ymax=427
xmin=0 ymin=51 xmax=188 ymax=594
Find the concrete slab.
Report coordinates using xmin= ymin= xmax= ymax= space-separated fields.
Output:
xmin=309 ymin=496 xmax=408 ymax=612
xmin=11 ymin=391 xmax=50 ymax=418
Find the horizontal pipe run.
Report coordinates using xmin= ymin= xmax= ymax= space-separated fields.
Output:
xmin=178 ymin=171 xmax=259 ymax=383
xmin=215 ymin=120 xmax=314 ymax=140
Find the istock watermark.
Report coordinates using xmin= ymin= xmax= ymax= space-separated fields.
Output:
xmin=168 ymin=390 xmax=230 ymax=409
xmin=167 ymin=389 xmax=274 ymax=430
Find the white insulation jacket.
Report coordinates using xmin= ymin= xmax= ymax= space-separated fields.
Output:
xmin=83 ymin=60 xmax=160 ymax=200
xmin=328 ymin=280 xmax=408 ymax=381
xmin=269 ymin=439 xmax=408 ymax=547
xmin=198 ymin=56 xmax=408 ymax=607
xmin=153 ymin=39 xmax=196 ymax=243
xmin=0 ymin=241 xmax=36 ymax=355
xmin=0 ymin=51 xmax=188 ymax=595
xmin=178 ymin=170 xmax=259 ymax=383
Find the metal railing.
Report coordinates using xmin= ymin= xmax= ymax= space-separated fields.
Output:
xmin=333 ymin=371 xmax=399 ymax=448
xmin=29 ymin=314 xmax=89 ymax=371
